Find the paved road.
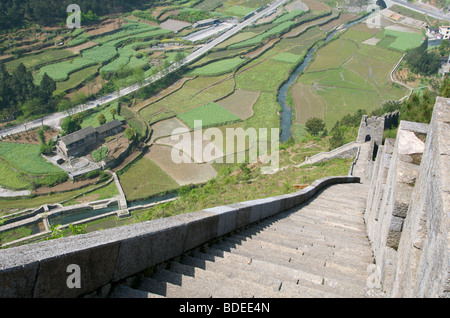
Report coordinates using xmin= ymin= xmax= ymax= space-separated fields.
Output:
xmin=385 ymin=0 xmax=450 ymax=22
xmin=0 ymin=0 xmax=287 ymax=138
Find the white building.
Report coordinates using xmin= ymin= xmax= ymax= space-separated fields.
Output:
xmin=439 ymin=25 xmax=450 ymax=39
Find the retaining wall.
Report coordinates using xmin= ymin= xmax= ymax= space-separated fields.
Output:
xmin=0 ymin=175 xmax=359 ymax=298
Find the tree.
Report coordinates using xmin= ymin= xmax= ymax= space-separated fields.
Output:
xmin=110 ymin=108 xmax=117 ymax=119
xmin=61 ymin=116 xmax=81 ymax=135
xmin=0 ymin=62 xmax=15 ymax=116
xmin=10 ymin=63 xmax=36 ymax=104
xmin=21 ymin=97 xmax=43 ymax=118
xmin=97 ymin=113 xmax=106 ymax=125
xmin=305 ymin=117 xmax=325 ymax=136
xmin=72 ymin=113 xmax=84 ymax=127
xmin=376 ymin=0 xmax=387 ymax=9
xmin=123 ymin=127 xmax=135 ymax=141
xmin=38 ymin=72 xmax=56 ymax=104
xmin=405 ymin=38 xmax=441 ymax=76
xmin=174 ymin=51 xmax=185 ymax=66
xmin=58 ymin=98 xmax=74 ymax=116
xmin=439 ymin=40 xmax=450 ymax=57
xmin=329 ymin=125 xmax=345 ymax=149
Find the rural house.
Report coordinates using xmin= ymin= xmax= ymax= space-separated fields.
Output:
xmin=56 ymin=119 xmax=123 ymax=158
xmin=439 ymin=25 xmax=450 ymax=39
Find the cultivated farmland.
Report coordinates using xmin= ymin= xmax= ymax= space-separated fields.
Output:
xmin=189 ymin=57 xmax=246 ymax=76
xmin=294 ymin=22 xmax=409 ymax=129
xmin=176 ymin=102 xmax=241 ymax=129
xmin=119 ymin=156 xmax=179 ymax=201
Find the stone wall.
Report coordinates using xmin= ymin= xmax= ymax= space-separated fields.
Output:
xmin=365 ymin=97 xmax=449 ymax=297
xmin=0 ymin=176 xmax=360 ymax=298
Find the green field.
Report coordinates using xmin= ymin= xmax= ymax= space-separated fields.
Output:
xmin=5 ymin=49 xmax=76 ymax=72
xmin=119 ymin=157 xmax=179 ymax=201
xmin=177 ymin=102 xmax=241 ymax=129
xmin=81 ymin=102 xmax=125 ymax=129
xmin=382 ymin=29 xmax=423 ymax=51
xmin=189 ymin=57 xmax=246 ymax=76
xmin=56 ymin=64 xmax=100 ymax=93
xmin=273 ymin=10 xmax=304 ymax=24
xmin=139 ymin=75 xmax=235 ymax=124
xmin=0 ymin=159 xmax=30 ymax=190
xmin=229 ymin=21 xmax=297 ymax=49
xmin=0 ymin=143 xmax=62 ymax=175
xmin=33 ymin=23 xmax=171 ymax=83
xmin=294 ymin=23 xmax=409 ymax=129
xmin=271 ymin=52 xmax=303 ymax=64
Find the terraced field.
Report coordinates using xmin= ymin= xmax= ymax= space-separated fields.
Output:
xmin=294 ymin=22 xmax=409 ymax=129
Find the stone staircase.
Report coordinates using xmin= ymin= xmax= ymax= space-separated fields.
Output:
xmin=109 ymin=181 xmax=381 ymax=298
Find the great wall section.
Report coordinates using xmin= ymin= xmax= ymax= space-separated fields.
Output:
xmin=0 ymin=97 xmax=448 ymax=298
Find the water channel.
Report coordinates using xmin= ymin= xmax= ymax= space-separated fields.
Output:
xmin=278 ymin=14 xmax=370 ymax=143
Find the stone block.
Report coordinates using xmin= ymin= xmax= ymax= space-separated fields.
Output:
xmin=0 ymin=262 xmax=39 ymax=298
xmin=180 ymin=211 xmax=220 ymax=252
xmin=227 ymin=202 xmax=252 ymax=229
xmin=204 ymin=205 xmax=239 ymax=237
xmin=113 ymin=217 xmax=187 ymax=281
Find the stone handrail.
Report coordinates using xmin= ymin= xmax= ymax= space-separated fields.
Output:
xmin=303 ymin=141 xmax=358 ymax=164
xmin=0 ymin=175 xmax=360 ymax=298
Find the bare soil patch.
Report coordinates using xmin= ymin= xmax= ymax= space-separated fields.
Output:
xmin=85 ymin=19 xmax=124 ymax=36
xmin=67 ymin=74 xmax=104 ymax=99
xmin=362 ymin=37 xmax=381 ymax=46
xmin=244 ymin=39 xmax=279 ymax=59
xmin=150 ymin=118 xmax=190 ymax=143
xmin=216 ymin=90 xmax=260 ymax=120
xmin=1 ymin=127 xmax=59 ymax=145
xmin=320 ymin=13 xmax=357 ymax=32
xmin=145 ymin=144 xmax=218 ymax=186
xmin=286 ymin=0 xmax=309 ymax=12
xmin=32 ymin=176 xmax=101 ymax=195
xmin=302 ymin=0 xmax=330 ymax=11
xmin=65 ymin=41 xmax=98 ymax=54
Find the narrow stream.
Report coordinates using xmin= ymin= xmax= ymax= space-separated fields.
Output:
xmin=278 ymin=14 xmax=370 ymax=143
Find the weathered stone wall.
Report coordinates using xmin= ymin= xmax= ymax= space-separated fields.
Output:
xmin=357 ymin=115 xmax=385 ymax=146
xmin=390 ymin=97 xmax=450 ymax=297
xmin=365 ymin=97 xmax=449 ymax=298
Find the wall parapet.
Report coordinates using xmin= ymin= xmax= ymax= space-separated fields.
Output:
xmin=0 ymin=176 xmax=360 ymax=298
xmin=365 ymin=96 xmax=449 ymax=298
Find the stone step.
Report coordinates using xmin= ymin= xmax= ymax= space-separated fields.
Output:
xmin=238 ymin=224 xmax=373 ymax=258
xmin=181 ymin=254 xmax=283 ymax=291
xmin=150 ymin=268 xmax=235 ymax=297
xmin=167 ymin=261 xmax=282 ymax=298
xmin=186 ymin=250 xmax=365 ymax=298
xmin=219 ymin=237 xmax=370 ymax=284
xmin=278 ymin=281 xmax=342 ymax=298
xmin=228 ymin=234 xmax=371 ymax=272
xmin=212 ymin=241 xmax=370 ymax=291
xmin=295 ymin=202 xmax=367 ymax=224
xmin=237 ymin=227 xmax=374 ymax=263
xmin=259 ymin=214 xmax=369 ymax=242
xmin=109 ymin=285 xmax=163 ymax=298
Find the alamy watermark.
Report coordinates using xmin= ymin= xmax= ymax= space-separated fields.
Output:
xmin=66 ymin=264 xmax=81 ymax=289
xmin=67 ymin=4 xmax=81 ymax=29
xmin=366 ymin=4 xmax=382 ymax=29
xmin=170 ymin=120 xmax=280 ymax=174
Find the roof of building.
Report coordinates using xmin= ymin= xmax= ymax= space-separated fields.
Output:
xmin=60 ymin=126 xmax=96 ymax=147
xmin=95 ymin=119 xmax=122 ymax=135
